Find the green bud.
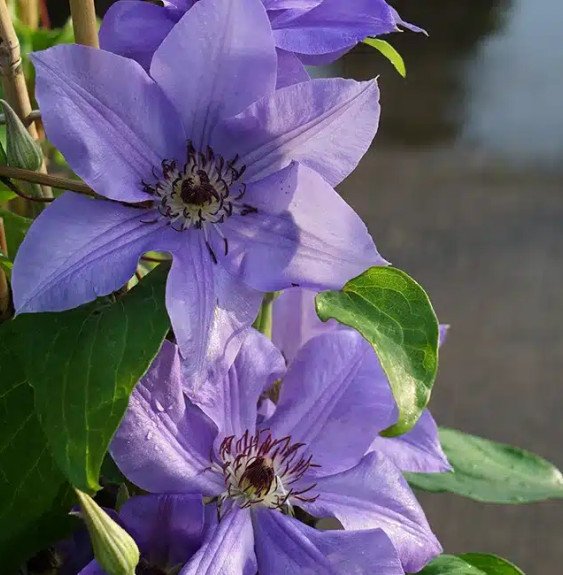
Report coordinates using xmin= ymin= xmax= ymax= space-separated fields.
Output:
xmin=75 ymin=489 xmax=140 ymax=575
xmin=0 ymin=99 xmax=43 ymax=171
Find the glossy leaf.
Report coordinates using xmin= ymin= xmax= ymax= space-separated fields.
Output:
xmin=0 ymin=321 xmax=74 ymax=571
xmin=363 ymin=38 xmax=406 ymax=77
xmin=407 ymin=427 xmax=563 ymax=503
xmin=418 ymin=553 xmax=525 ymax=574
xmin=15 ymin=265 xmax=170 ymax=492
xmin=316 ymin=266 xmax=439 ymax=436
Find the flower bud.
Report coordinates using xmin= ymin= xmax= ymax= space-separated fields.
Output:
xmin=75 ymin=489 xmax=140 ymax=575
xmin=0 ymin=100 xmax=43 ymax=171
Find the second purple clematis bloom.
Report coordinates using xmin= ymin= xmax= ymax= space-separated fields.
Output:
xmin=12 ymin=0 xmax=384 ymax=384
xmin=100 ymin=0 xmax=423 ymax=79
xmin=111 ymin=332 xmax=442 ymax=573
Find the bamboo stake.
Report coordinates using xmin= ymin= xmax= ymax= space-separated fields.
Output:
xmin=18 ymin=0 xmax=39 ymax=30
xmin=0 ymin=0 xmax=52 ymax=199
xmin=0 ymin=217 xmax=9 ymax=320
xmin=69 ymin=0 xmax=99 ymax=48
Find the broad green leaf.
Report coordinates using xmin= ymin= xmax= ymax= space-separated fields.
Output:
xmin=407 ymin=427 xmax=563 ymax=503
xmin=15 ymin=265 xmax=171 ymax=492
xmin=0 ymin=208 xmax=31 ymax=259
xmin=363 ymin=38 xmax=406 ymax=77
xmin=0 ymin=322 xmax=74 ymax=571
xmin=316 ymin=267 xmax=439 ymax=436
xmin=418 ymin=553 xmax=524 ymax=574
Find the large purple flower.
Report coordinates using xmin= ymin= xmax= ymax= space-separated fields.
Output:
xmin=12 ymin=0 xmax=384 ymax=384
xmin=110 ymin=332 xmax=442 ymax=573
xmin=272 ymin=287 xmax=452 ymax=473
xmin=99 ymin=0 xmax=423 ymax=79
xmin=79 ymin=493 xmax=204 ymax=574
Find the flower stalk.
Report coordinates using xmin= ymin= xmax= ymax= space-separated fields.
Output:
xmin=69 ymin=0 xmax=99 ymax=48
xmin=0 ymin=163 xmax=96 ymax=196
xmin=254 ymin=292 xmax=276 ymax=340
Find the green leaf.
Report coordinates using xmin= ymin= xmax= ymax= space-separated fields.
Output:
xmin=363 ymin=38 xmax=406 ymax=77
xmin=0 ymin=250 xmax=12 ymax=277
xmin=417 ymin=553 xmax=525 ymax=574
xmin=0 ymin=321 xmax=74 ymax=571
xmin=0 ymin=186 xmax=16 ymax=203
xmin=15 ymin=265 xmax=171 ymax=492
xmin=315 ymin=267 xmax=439 ymax=436
xmin=407 ymin=427 xmax=563 ymax=503
xmin=0 ymin=208 xmax=31 ymax=259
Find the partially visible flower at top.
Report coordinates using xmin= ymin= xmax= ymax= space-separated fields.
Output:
xmin=79 ymin=493 xmax=204 ymax=575
xmin=12 ymin=0 xmax=384 ymax=387
xmin=110 ymin=330 xmax=442 ymax=573
xmin=272 ymin=287 xmax=452 ymax=474
xmin=99 ymin=0 xmax=424 ymax=85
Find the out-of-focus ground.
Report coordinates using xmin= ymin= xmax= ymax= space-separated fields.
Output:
xmin=333 ymin=1 xmax=563 ymax=570
xmin=53 ymin=0 xmax=563 ymax=571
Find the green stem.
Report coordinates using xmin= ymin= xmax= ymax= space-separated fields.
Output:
xmin=253 ymin=292 xmax=276 ymax=339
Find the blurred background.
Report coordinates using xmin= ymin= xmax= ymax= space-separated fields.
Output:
xmin=46 ymin=0 xmax=563 ymax=571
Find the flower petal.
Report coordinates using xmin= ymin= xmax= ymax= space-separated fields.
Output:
xmin=214 ymin=77 xmax=380 ymax=187
xmin=272 ymin=287 xmax=338 ymax=364
xmin=32 ymin=45 xmax=185 ymax=203
xmin=253 ymin=508 xmax=403 ymax=575
xmin=79 ymin=561 xmax=105 ymax=575
xmin=111 ymin=340 xmax=222 ymax=496
xmin=273 ymin=0 xmax=397 ymax=56
xmin=275 ymin=48 xmax=310 ymax=89
xmin=305 ymin=451 xmax=442 ymax=573
xmin=99 ymin=1 xmax=179 ymax=71
xmin=119 ymin=494 xmax=204 ymax=566
xmin=263 ymin=0 xmax=322 ymax=10
xmin=266 ymin=331 xmax=397 ymax=476
xmin=167 ymin=238 xmax=262 ymax=389
xmin=219 ymin=162 xmax=384 ymax=292
xmin=151 ymin=0 xmax=277 ymax=149
xmin=192 ymin=329 xmax=285 ymax=438
xmin=370 ymin=410 xmax=452 ymax=473
xmin=180 ymin=507 xmax=256 ymax=575
xmin=390 ymin=6 xmax=427 ymax=34
xmin=12 ymin=194 xmax=168 ymax=313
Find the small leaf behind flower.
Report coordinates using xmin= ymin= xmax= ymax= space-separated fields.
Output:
xmin=417 ymin=553 xmax=525 ymax=574
xmin=406 ymin=427 xmax=563 ymax=503
xmin=363 ymin=38 xmax=406 ymax=77
xmin=316 ymin=267 xmax=439 ymax=436
xmin=15 ymin=265 xmax=171 ymax=492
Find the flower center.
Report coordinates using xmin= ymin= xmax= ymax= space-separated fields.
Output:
xmin=142 ymin=142 xmax=256 ymax=234
xmin=218 ymin=430 xmax=319 ymax=512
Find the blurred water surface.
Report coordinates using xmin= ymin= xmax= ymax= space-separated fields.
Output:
xmin=51 ymin=0 xmax=563 ymax=571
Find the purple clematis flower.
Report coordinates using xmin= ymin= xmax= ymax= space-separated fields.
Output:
xmin=12 ymin=0 xmax=384 ymax=385
xmin=79 ymin=493 xmax=204 ymax=574
xmin=110 ymin=331 xmax=442 ymax=573
xmin=272 ymin=287 xmax=452 ymax=473
xmin=99 ymin=0 xmax=423 ymax=81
